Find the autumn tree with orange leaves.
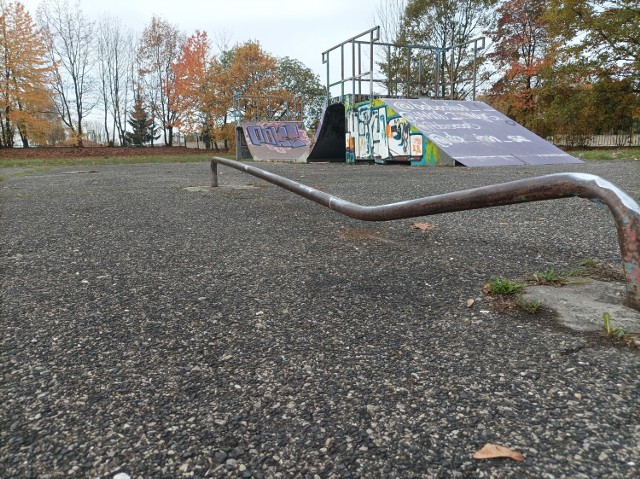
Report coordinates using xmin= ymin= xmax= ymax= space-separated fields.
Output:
xmin=193 ymin=41 xmax=291 ymax=149
xmin=136 ymin=15 xmax=184 ymax=146
xmin=170 ymin=30 xmax=211 ymax=136
xmin=0 ymin=0 xmax=54 ymax=147
xmin=215 ymin=42 xmax=291 ymax=146
xmin=486 ymin=0 xmax=552 ymax=130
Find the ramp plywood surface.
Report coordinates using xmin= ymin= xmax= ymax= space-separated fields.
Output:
xmin=383 ymin=99 xmax=582 ymax=167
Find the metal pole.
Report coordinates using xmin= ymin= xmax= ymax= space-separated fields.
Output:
xmin=434 ymin=51 xmax=440 ymax=99
xmin=210 ymin=157 xmax=640 ymax=311
xmin=450 ymin=30 xmax=455 ymax=100
xmin=472 ymin=40 xmax=478 ymax=101
xmin=387 ymin=45 xmax=392 ymax=96
xmin=325 ymin=52 xmax=330 ymax=103
xmin=341 ymin=45 xmax=345 ymax=100
xmin=358 ymin=42 xmax=362 ymax=96
xmin=210 ymin=160 xmax=218 ymax=187
xmin=370 ymin=29 xmax=375 ymax=99
xmin=352 ymin=41 xmax=356 ymax=99
xmin=406 ymin=48 xmax=411 ymax=97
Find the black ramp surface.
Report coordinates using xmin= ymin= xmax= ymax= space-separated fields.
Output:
xmin=384 ymin=99 xmax=583 ymax=167
xmin=308 ymin=103 xmax=345 ymax=162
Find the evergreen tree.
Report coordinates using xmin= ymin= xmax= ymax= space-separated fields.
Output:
xmin=125 ymin=96 xmax=158 ymax=146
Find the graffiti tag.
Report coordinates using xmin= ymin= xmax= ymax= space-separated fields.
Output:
xmin=246 ymin=124 xmax=308 ymax=149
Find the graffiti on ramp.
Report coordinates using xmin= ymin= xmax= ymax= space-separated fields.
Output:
xmin=236 ymin=121 xmax=311 ymax=162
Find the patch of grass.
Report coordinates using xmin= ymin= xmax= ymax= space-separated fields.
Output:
xmin=530 ymin=268 xmax=568 ymax=286
xmin=571 ymin=148 xmax=640 ymax=161
xmin=484 ymin=278 xmax=524 ymax=295
xmin=579 ymin=258 xmax=599 ymax=268
xmin=484 ymin=278 xmax=545 ymax=314
xmin=517 ymin=297 xmax=542 ymax=314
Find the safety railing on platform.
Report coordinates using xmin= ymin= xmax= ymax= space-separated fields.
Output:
xmin=210 ymin=157 xmax=640 ymax=311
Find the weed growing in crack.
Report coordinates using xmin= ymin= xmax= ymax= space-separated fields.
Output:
xmin=580 ymin=258 xmax=599 ymax=268
xmin=602 ymin=312 xmax=626 ymax=338
xmin=484 ymin=278 xmax=524 ymax=295
xmin=531 ymin=269 xmax=567 ymax=285
xmin=483 ymin=278 xmax=541 ymax=314
xmin=517 ymin=298 xmax=542 ymax=314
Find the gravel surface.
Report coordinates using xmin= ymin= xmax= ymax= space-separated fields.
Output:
xmin=1 ymin=160 xmax=639 ymax=478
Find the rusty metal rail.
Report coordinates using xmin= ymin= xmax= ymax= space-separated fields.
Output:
xmin=210 ymin=157 xmax=640 ymax=311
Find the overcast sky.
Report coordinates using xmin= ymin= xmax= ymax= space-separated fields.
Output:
xmin=20 ymin=0 xmax=385 ymax=82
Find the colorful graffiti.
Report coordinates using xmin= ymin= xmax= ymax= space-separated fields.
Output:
xmin=344 ymin=97 xmax=449 ymax=165
xmin=237 ymin=121 xmax=310 ymax=162
xmin=384 ymin=98 xmax=581 ymax=166
xmin=246 ymin=123 xmax=308 ymax=149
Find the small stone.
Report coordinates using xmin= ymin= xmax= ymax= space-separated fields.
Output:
xmin=230 ymin=446 xmax=245 ymax=458
xmin=599 ymin=452 xmax=609 ymax=461
xmin=113 ymin=473 xmax=131 ymax=479
xmin=214 ymin=451 xmax=227 ymax=463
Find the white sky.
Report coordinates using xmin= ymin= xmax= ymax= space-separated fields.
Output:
xmin=20 ymin=0 xmax=384 ymax=82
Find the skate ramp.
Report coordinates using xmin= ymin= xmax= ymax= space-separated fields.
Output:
xmin=236 ymin=121 xmax=311 ymax=162
xmin=383 ymin=99 xmax=582 ymax=167
xmin=308 ymin=103 xmax=346 ymax=162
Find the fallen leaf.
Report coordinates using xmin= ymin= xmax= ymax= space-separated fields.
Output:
xmin=466 ymin=299 xmax=475 ymax=308
xmin=410 ymin=222 xmax=436 ymax=232
xmin=473 ymin=443 xmax=525 ymax=462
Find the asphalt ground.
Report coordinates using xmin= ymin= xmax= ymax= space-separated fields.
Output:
xmin=1 ymin=159 xmax=639 ymax=478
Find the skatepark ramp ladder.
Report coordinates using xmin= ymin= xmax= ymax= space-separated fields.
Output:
xmin=210 ymin=157 xmax=640 ymax=311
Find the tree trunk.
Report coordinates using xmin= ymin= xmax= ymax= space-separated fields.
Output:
xmin=167 ymin=125 xmax=173 ymax=146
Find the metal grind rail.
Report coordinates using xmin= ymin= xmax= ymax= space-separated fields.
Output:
xmin=210 ymin=157 xmax=640 ymax=311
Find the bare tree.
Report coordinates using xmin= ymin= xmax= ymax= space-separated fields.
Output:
xmin=374 ymin=0 xmax=408 ymax=43
xmin=136 ymin=16 xmax=184 ymax=146
xmin=97 ymin=14 xmax=134 ymax=146
xmin=37 ymin=0 xmax=96 ymax=146
xmin=402 ymin=0 xmax=496 ymax=99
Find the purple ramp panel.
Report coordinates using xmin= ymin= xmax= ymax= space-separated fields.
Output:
xmin=383 ymin=99 xmax=582 ymax=167
xmin=242 ymin=121 xmax=311 ymax=162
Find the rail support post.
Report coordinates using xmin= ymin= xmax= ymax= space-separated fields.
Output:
xmin=210 ymin=159 xmax=218 ymax=187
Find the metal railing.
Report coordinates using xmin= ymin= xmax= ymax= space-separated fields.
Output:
xmin=210 ymin=157 xmax=640 ymax=311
